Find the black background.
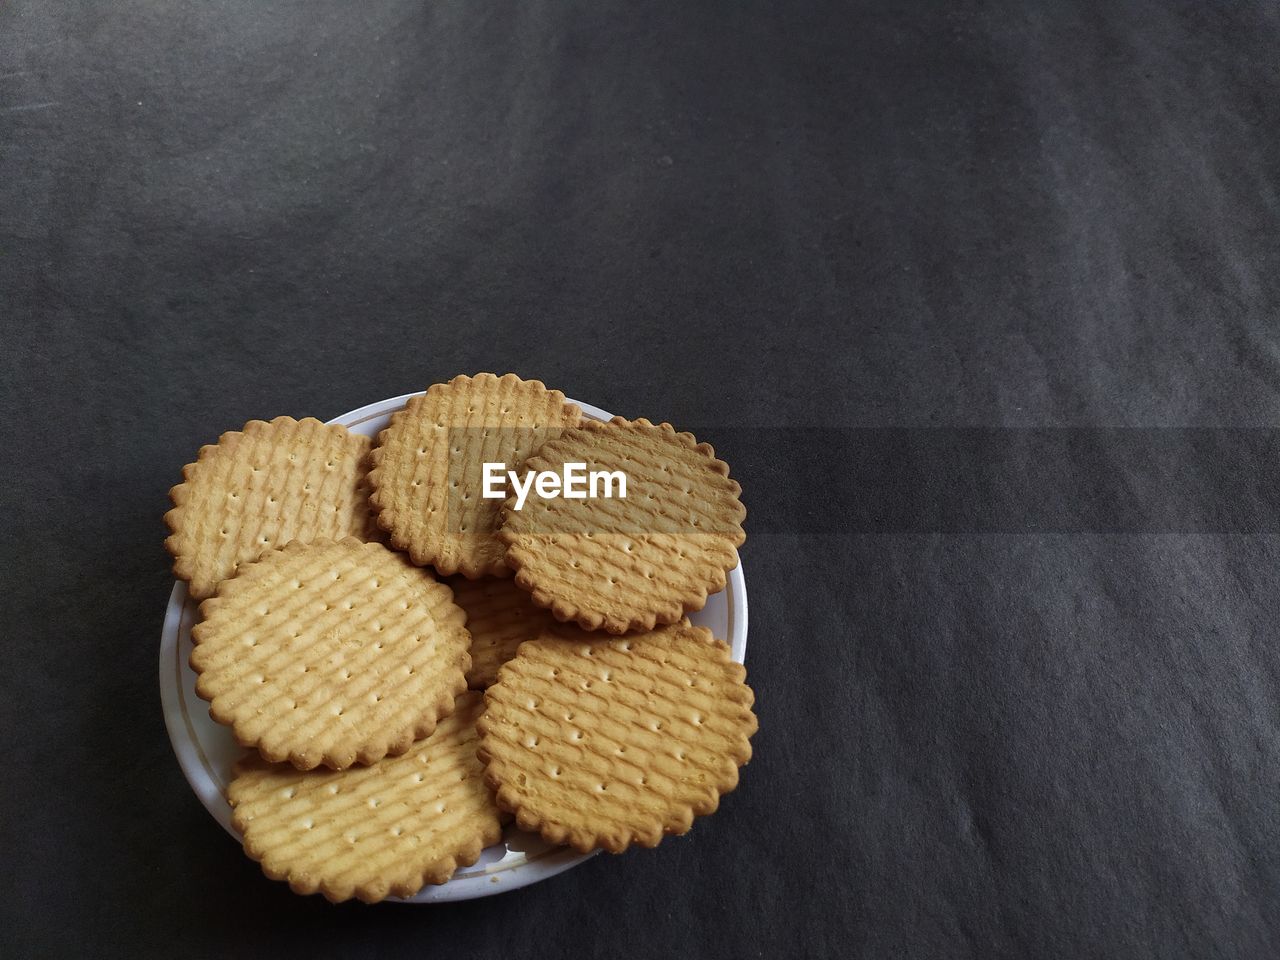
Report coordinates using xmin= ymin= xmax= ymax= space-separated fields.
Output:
xmin=3 ymin=1 xmax=1279 ymax=957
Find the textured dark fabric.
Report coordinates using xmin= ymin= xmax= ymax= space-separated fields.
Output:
xmin=3 ymin=1 xmax=1278 ymax=957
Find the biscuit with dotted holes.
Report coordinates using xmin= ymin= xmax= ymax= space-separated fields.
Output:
xmin=191 ymin=538 xmax=471 ymax=770
xmin=477 ymin=622 xmax=756 ymax=853
xmin=366 ymin=373 xmax=582 ymax=578
xmin=445 ymin=575 xmax=572 ymax=689
xmin=165 ymin=416 xmax=374 ymax=600
xmin=229 ymin=692 xmax=502 ymax=903
xmin=499 ymin=418 xmax=746 ymax=634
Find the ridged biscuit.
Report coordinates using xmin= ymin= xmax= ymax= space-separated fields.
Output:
xmin=230 ymin=692 xmax=502 ymax=903
xmin=477 ymin=622 xmax=756 ymax=853
xmin=445 ymin=576 xmax=568 ymax=689
xmin=367 ymin=373 xmax=582 ymax=578
xmin=191 ymin=538 xmax=471 ymax=770
xmin=165 ymin=416 xmax=373 ymax=600
xmin=499 ymin=418 xmax=746 ymax=634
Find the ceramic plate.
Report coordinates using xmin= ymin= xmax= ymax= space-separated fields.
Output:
xmin=159 ymin=392 xmax=748 ymax=901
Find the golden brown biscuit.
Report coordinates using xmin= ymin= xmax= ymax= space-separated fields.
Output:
xmin=165 ymin=416 xmax=373 ymax=600
xmin=499 ymin=418 xmax=745 ymax=634
xmin=230 ymin=692 xmax=502 ymax=903
xmin=477 ymin=622 xmax=756 ymax=853
xmin=191 ymin=538 xmax=471 ymax=770
xmin=367 ymin=373 xmax=581 ymax=578
xmin=445 ymin=576 xmax=567 ymax=689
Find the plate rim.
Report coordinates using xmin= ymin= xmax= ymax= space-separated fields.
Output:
xmin=159 ymin=391 xmax=748 ymax=902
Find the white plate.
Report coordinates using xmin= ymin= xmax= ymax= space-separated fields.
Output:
xmin=159 ymin=392 xmax=749 ymax=902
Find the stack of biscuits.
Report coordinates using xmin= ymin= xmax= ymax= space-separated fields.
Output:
xmin=165 ymin=373 xmax=757 ymax=903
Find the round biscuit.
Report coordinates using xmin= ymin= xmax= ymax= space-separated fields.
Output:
xmin=229 ymin=691 xmax=502 ymax=903
xmin=499 ymin=418 xmax=746 ymax=634
xmin=165 ymin=416 xmax=374 ymax=600
xmin=477 ymin=622 xmax=757 ymax=853
xmin=445 ymin=575 xmax=570 ymax=689
xmin=367 ymin=373 xmax=582 ymax=578
xmin=191 ymin=538 xmax=471 ymax=770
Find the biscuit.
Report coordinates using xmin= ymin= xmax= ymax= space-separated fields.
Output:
xmin=477 ymin=622 xmax=756 ymax=853
xmin=165 ymin=416 xmax=373 ymax=600
xmin=367 ymin=373 xmax=582 ymax=578
xmin=499 ymin=418 xmax=745 ymax=634
xmin=229 ymin=691 xmax=502 ymax=903
xmin=191 ymin=538 xmax=471 ymax=770
xmin=445 ymin=576 xmax=568 ymax=689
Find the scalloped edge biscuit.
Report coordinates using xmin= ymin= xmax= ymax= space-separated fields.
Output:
xmin=444 ymin=575 xmax=572 ymax=689
xmin=366 ymin=373 xmax=582 ymax=578
xmin=230 ymin=691 xmax=502 ymax=903
xmin=476 ymin=622 xmax=757 ymax=853
xmin=498 ymin=418 xmax=746 ymax=634
xmin=191 ymin=538 xmax=471 ymax=770
xmin=165 ymin=416 xmax=374 ymax=600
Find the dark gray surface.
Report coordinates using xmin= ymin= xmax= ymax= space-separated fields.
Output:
xmin=3 ymin=1 xmax=1279 ymax=957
